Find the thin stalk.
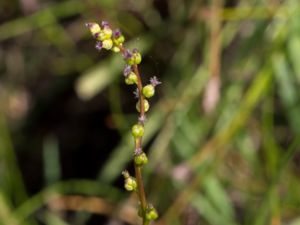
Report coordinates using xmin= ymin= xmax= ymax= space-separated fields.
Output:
xmin=119 ymin=45 xmax=148 ymax=223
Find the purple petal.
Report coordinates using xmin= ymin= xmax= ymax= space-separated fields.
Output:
xmin=123 ymin=49 xmax=133 ymax=59
xmin=150 ymin=76 xmax=162 ymax=87
xmin=133 ymin=88 xmax=139 ymax=99
xmin=134 ymin=147 xmax=142 ymax=155
xmin=138 ymin=115 xmax=147 ymax=124
xmin=132 ymin=48 xmax=139 ymax=53
xmin=113 ymin=29 xmax=122 ymax=38
xmin=101 ymin=21 xmax=110 ymax=28
xmin=95 ymin=41 xmax=102 ymax=51
xmin=123 ymin=65 xmax=131 ymax=77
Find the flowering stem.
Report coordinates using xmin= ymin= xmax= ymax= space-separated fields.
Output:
xmin=119 ymin=45 xmax=148 ymax=222
xmin=86 ymin=21 xmax=159 ymax=224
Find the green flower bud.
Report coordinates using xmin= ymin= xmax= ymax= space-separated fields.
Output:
xmin=124 ymin=176 xmax=137 ymax=191
xmin=102 ymin=39 xmax=113 ymax=50
xmin=86 ymin=22 xmax=101 ymax=36
xmin=132 ymin=124 xmax=144 ymax=138
xmin=134 ymin=152 xmax=148 ymax=166
xmin=125 ymin=72 xmax=138 ymax=85
xmin=113 ymin=35 xmax=125 ymax=45
xmin=96 ymin=28 xmax=112 ymax=41
xmin=146 ymin=206 xmax=158 ymax=221
xmin=142 ymin=85 xmax=155 ymax=98
xmin=122 ymin=170 xmax=137 ymax=191
xmin=136 ymin=99 xmax=150 ymax=112
xmin=112 ymin=46 xmax=120 ymax=52
xmin=126 ymin=57 xmax=135 ymax=66
xmin=134 ymin=52 xmax=142 ymax=64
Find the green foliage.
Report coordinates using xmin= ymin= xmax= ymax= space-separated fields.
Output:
xmin=1 ymin=0 xmax=300 ymax=224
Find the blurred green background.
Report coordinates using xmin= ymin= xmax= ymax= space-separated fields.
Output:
xmin=1 ymin=0 xmax=300 ymax=224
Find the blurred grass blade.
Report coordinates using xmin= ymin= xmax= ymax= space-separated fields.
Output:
xmin=272 ymin=53 xmax=300 ymax=133
xmin=43 ymin=135 xmax=61 ymax=185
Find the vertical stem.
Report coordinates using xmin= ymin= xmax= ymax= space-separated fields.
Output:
xmin=119 ymin=45 xmax=148 ymax=223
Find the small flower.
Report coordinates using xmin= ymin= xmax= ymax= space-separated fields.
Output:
xmin=113 ymin=29 xmax=121 ymax=38
xmin=150 ymin=76 xmax=162 ymax=87
xmin=123 ymin=49 xmax=133 ymax=59
xmin=101 ymin=21 xmax=110 ymax=28
xmin=133 ymin=88 xmax=140 ymax=99
xmin=123 ymin=65 xmax=132 ymax=77
xmin=113 ymin=29 xmax=125 ymax=45
xmin=138 ymin=115 xmax=147 ymax=124
xmin=134 ymin=147 xmax=142 ymax=155
xmin=95 ymin=41 xmax=102 ymax=51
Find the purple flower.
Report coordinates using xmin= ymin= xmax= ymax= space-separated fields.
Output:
xmin=113 ymin=29 xmax=122 ymax=38
xmin=123 ymin=65 xmax=131 ymax=77
xmin=133 ymin=88 xmax=139 ymax=99
xmin=94 ymin=32 xmax=101 ymax=40
xmin=95 ymin=41 xmax=102 ymax=51
xmin=133 ymin=48 xmax=139 ymax=54
xmin=101 ymin=21 xmax=110 ymax=28
xmin=150 ymin=76 xmax=161 ymax=87
xmin=138 ymin=115 xmax=147 ymax=124
xmin=134 ymin=147 xmax=142 ymax=156
xmin=123 ymin=49 xmax=133 ymax=59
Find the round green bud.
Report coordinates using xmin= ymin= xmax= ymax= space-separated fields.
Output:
xmin=142 ymin=85 xmax=155 ymax=98
xmin=125 ymin=72 xmax=138 ymax=85
xmin=132 ymin=124 xmax=144 ymax=138
xmin=102 ymin=39 xmax=113 ymax=50
xmin=146 ymin=207 xmax=158 ymax=221
xmin=114 ymin=35 xmax=125 ymax=45
xmin=112 ymin=46 xmax=120 ymax=52
xmin=134 ymin=152 xmax=148 ymax=166
xmin=136 ymin=99 xmax=150 ymax=113
xmin=124 ymin=177 xmax=137 ymax=191
xmin=134 ymin=52 xmax=142 ymax=64
xmin=126 ymin=57 xmax=135 ymax=66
